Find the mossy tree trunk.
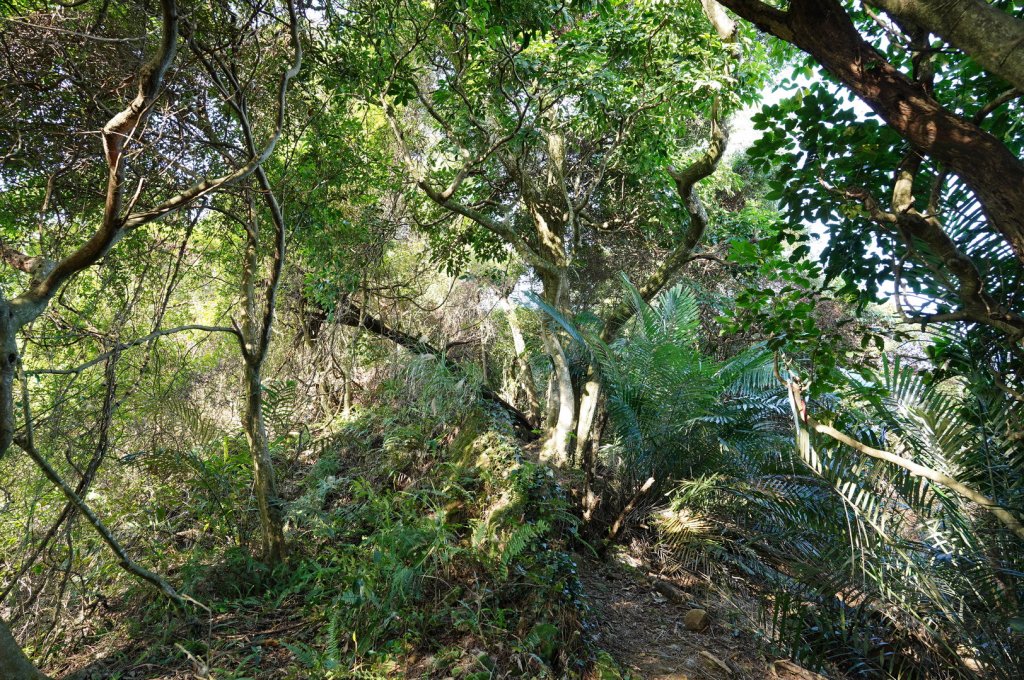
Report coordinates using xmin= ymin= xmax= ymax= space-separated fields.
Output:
xmin=239 ymin=187 xmax=287 ymax=565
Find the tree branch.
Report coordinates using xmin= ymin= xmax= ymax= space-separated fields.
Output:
xmin=15 ymin=366 xmax=185 ymax=607
xmin=808 ymin=417 xmax=1024 ymax=542
xmin=865 ymin=0 xmax=1024 ymax=93
xmin=26 ymin=324 xmax=244 ymax=376
xmin=719 ymin=0 xmax=1024 ymax=265
xmin=382 ymin=96 xmax=558 ymax=276
xmin=335 ymin=300 xmax=536 ymax=436
xmin=785 ymin=378 xmax=1024 ymax=543
xmin=599 ymin=3 xmax=735 ymax=341
xmin=20 ymin=0 xmax=179 ymax=319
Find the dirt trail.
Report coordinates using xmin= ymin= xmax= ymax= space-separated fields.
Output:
xmin=580 ymin=556 xmax=815 ymax=680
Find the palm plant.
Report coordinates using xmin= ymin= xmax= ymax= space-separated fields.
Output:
xmin=798 ymin=356 xmax=1024 ymax=675
xmin=535 ymin=278 xmax=785 ymax=501
xmin=667 ymin=355 xmax=1024 ymax=677
xmin=539 ymin=280 xmax=1024 ymax=677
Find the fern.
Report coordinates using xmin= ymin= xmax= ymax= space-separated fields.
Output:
xmin=262 ymin=379 xmax=298 ymax=439
xmin=324 ymin=604 xmax=341 ymax=670
xmin=499 ymin=520 xmax=549 ymax=568
xmin=544 ymin=281 xmax=1024 ymax=676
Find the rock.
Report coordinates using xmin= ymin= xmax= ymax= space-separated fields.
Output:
xmin=683 ymin=608 xmax=709 ymax=631
xmin=653 ymin=578 xmax=688 ymax=603
xmin=619 ymin=552 xmax=644 ymax=569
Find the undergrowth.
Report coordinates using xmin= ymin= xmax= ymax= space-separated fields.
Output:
xmin=109 ymin=357 xmax=595 ymax=679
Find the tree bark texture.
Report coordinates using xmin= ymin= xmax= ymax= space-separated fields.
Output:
xmin=0 ymin=301 xmax=17 ymax=456
xmin=574 ymin=374 xmax=601 ymax=468
xmin=504 ymin=302 xmax=541 ymax=426
xmin=866 ymin=0 xmax=1024 ymax=92
xmin=541 ymin=326 xmax=575 ymax=465
xmin=240 ymin=207 xmax=287 ymax=565
xmin=243 ymin=360 xmax=287 ymax=564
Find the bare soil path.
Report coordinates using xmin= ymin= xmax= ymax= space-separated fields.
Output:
xmin=580 ymin=555 xmax=822 ymax=680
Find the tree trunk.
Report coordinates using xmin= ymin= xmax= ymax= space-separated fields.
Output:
xmin=504 ymin=302 xmax=541 ymax=426
xmin=515 ymin=356 xmax=541 ymax=428
xmin=0 ymin=618 xmax=50 ymax=680
xmin=574 ymin=372 xmax=601 ymax=469
xmin=344 ymin=284 xmax=368 ymax=418
xmin=586 ymin=401 xmax=608 ymax=516
xmin=865 ymin=0 xmax=1024 ymax=93
xmin=243 ymin=360 xmax=287 ymax=564
xmin=544 ymin=374 xmax=558 ymax=430
xmin=541 ymin=326 xmax=574 ymax=465
xmin=240 ymin=202 xmax=286 ymax=565
xmin=342 ymin=369 xmax=352 ymax=417
xmin=0 ymin=300 xmax=18 ymax=457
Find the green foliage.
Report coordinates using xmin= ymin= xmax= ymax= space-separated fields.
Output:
xmin=745 ymin=64 xmax=1024 ymax=387
xmin=668 ymin=359 xmax=1022 ymax=674
xmin=255 ymin=361 xmax=591 ymax=677
xmin=2 ymin=2 xmax=1022 ymax=679
xmin=722 ymin=222 xmax=898 ymax=392
xmin=541 ymin=278 xmax=1024 ymax=676
xmin=330 ymin=0 xmax=770 ymax=278
xmin=537 ymin=278 xmax=787 ymax=499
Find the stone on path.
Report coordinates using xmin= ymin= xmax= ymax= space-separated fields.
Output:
xmin=771 ymin=660 xmax=828 ymax=680
xmin=682 ymin=608 xmax=709 ymax=631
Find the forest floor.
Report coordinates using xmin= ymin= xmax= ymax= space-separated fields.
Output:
xmin=579 ymin=551 xmax=828 ymax=680
xmin=581 ymin=555 xmax=760 ymax=679
xmin=48 ymin=417 xmax=833 ymax=680
xmin=56 ymin=554 xmax=818 ymax=680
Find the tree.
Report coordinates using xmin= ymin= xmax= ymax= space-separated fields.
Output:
xmin=718 ymin=0 xmax=1024 ymax=270
xmin=864 ymin=0 xmax=1024 ymax=92
xmin=0 ymin=618 xmax=49 ymax=680
xmin=0 ymin=0 xmax=302 ymax=667
xmin=723 ymin=0 xmax=1024 ymax=397
xmin=0 ymin=0 xmax=302 ymax=453
xmin=183 ymin=2 xmax=305 ymax=564
xmin=334 ymin=0 xmax=754 ymax=462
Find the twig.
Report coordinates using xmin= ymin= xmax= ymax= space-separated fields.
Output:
xmin=15 ymin=365 xmax=186 ymax=607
